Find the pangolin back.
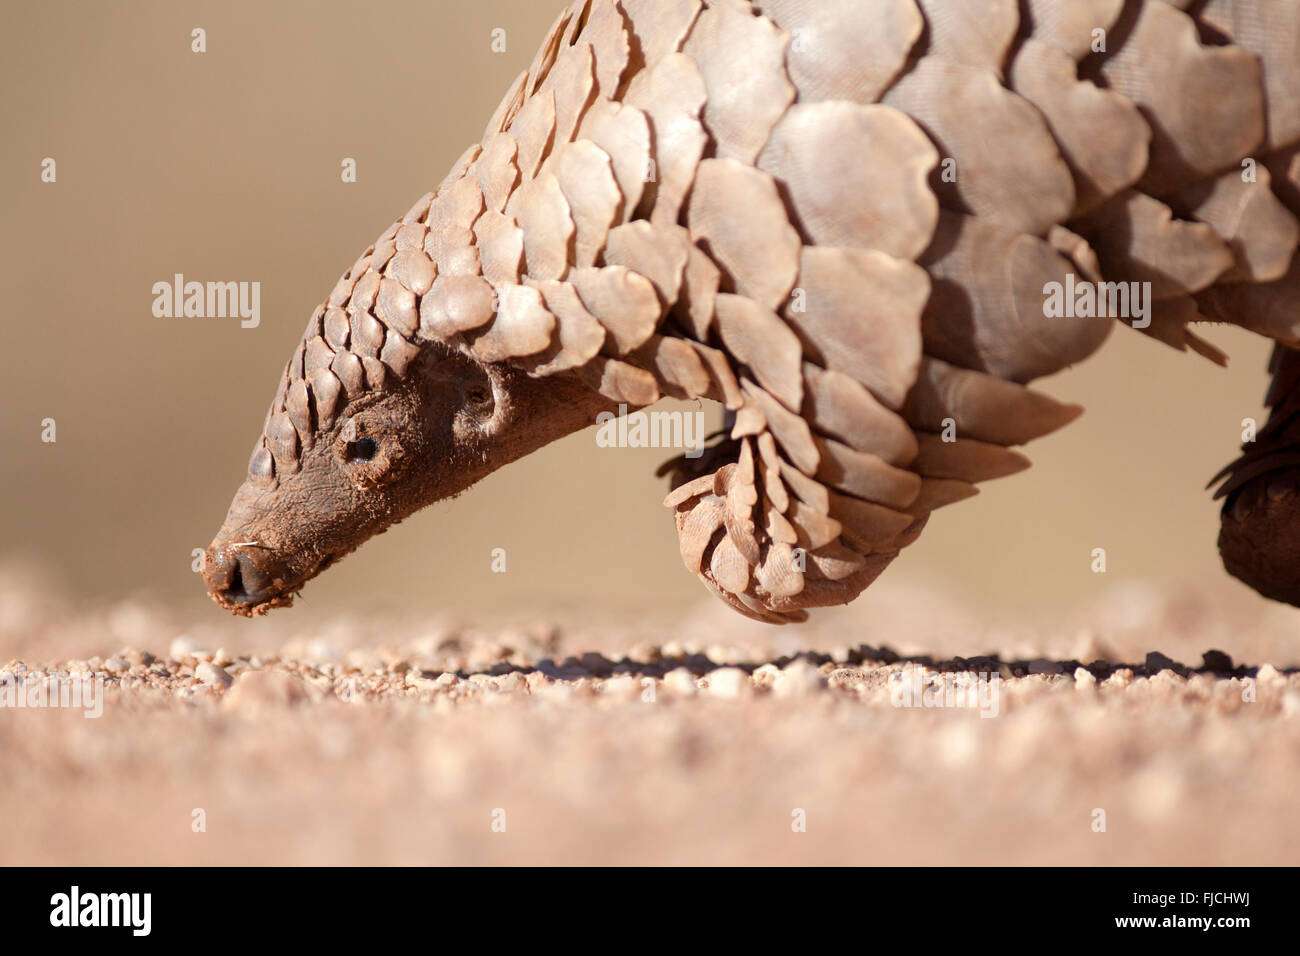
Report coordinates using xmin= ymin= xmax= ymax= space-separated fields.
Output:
xmin=236 ymin=0 xmax=1300 ymax=622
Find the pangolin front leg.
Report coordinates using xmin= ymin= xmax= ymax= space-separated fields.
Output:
xmin=204 ymin=0 xmax=1300 ymax=622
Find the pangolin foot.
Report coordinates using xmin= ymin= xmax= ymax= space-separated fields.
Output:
xmin=1220 ymin=469 xmax=1300 ymax=607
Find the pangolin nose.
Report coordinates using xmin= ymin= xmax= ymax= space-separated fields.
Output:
xmin=205 ymin=546 xmax=275 ymax=607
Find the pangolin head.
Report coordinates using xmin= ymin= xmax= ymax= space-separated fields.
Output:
xmin=202 ymin=218 xmax=611 ymax=616
xmin=204 ymin=340 xmax=478 ymax=615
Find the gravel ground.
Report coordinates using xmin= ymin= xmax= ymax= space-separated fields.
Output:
xmin=2 ymin=563 xmax=1298 ymax=866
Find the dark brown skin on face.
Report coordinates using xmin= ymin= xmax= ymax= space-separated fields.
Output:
xmin=203 ymin=343 xmax=614 ymax=615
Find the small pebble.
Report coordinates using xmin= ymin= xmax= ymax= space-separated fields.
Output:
xmin=195 ymin=661 xmax=233 ymax=690
xmin=579 ymin=652 xmax=614 ymax=677
xmin=1105 ymin=668 xmax=1134 ymax=689
xmin=827 ymin=667 xmax=866 ymax=690
xmin=705 ymin=667 xmax=750 ymax=699
xmin=1145 ymin=651 xmax=1181 ymax=673
xmin=1200 ymin=649 xmax=1234 ymax=672
xmin=169 ymin=635 xmax=205 ymax=660
xmin=774 ymin=660 xmax=823 ymax=697
xmin=3 ymin=661 xmax=28 ymax=680
xmin=662 ymin=668 xmax=697 ymax=696
xmin=495 ymin=672 xmax=525 ymax=694
xmin=600 ymin=675 xmax=640 ymax=701
xmin=405 ymin=670 xmax=441 ymax=692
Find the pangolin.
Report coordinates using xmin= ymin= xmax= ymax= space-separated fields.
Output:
xmin=202 ymin=0 xmax=1300 ymax=623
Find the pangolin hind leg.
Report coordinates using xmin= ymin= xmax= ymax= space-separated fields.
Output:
xmin=1217 ymin=344 xmax=1300 ymax=606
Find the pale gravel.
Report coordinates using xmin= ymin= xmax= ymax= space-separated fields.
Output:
xmin=1 ymin=563 xmax=1298 ymax=865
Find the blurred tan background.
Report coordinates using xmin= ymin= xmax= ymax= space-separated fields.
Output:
xmin=0 ymin=0 xmax=1288 ymax=635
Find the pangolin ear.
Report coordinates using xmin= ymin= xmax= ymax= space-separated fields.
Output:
xmin=335 ymin=414 xmax=406 ymax=487
xmin=421 ymin=346 xmax=497 ymax=424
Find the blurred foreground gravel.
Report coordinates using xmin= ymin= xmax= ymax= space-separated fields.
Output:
xmin=2 ymin=562 xmax=1298 ymax=865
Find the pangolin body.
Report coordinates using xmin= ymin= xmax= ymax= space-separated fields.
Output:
xmin=203 ymin=0 xmax=1300 ymax=622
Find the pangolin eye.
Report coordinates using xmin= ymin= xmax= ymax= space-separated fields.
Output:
xmin=346 ymin=437 xmax=379 ymax=463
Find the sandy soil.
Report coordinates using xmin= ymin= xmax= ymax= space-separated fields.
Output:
xmin=2 ymin=562 xmax=1297 ymax=866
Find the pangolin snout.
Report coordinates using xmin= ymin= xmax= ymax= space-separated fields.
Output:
xmin=203 ymin=544 xmax=282 ymax=614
